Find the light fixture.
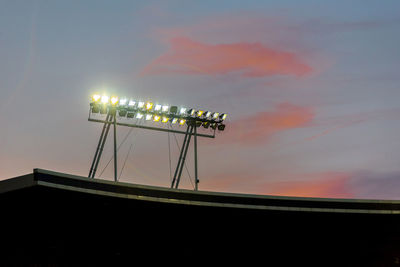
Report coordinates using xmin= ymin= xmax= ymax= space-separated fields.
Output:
xmin=212 ymin=112 xmax=219 ymax=120
xmin=187 ymin=109 xmax=195 ymax=116
xmin=162 ymin=105 xmax=169 ymax=112
xmin=220 ymin=114 xmax=227 ymax=121
xmin=196 ymin=110 xmax=204 ymax=117
xmin=145 ymin=102 xmax=153 ymax=110
xmin=126 ymin=112 xmax=134 ymax=118
xmin=155 ymin=104 xmax=162 ymax=111
xmin=162 ymin=116 xmax=169 ymax=123
xmin=110 ymin=96 xmax=119 ymax=105
xmin=217 ymin=124 xmax=225 ymax=131
xmin=179 ymin=119 xmax=186 ymax=126
xmin=170 ymin=106 xmax=178 ymax=114
xmin=138 ymin=102 xmax=145 ymax=109
xmin=211 ymin=123 xmax=218 ymax=130
xmin=145 ymin=114 xmax=153 ymax=120
xmin=153 ymin=115 xmax=161 ymax=122
xmin=128 ymin=100 xmax=136 ymax=107
xmin=119 ymin=110 xmax=128 ymax=117
xmin=171 ymin=118 xmax=178 ymax=124
xmin=205 ymin=111 xmax=212 ymax=118
xmin=202 ymin=121 xmax=210 ymax=129
xmin=101 ymin=95 xmax=109 ymax=104
xmin=92 ymin=94 xmax=101 ymax=102
xmin=119 ymin=98 xmax=128 ymax=106
xmin=136 ymin=113 xmax=143 ymax=119
xmin=179 ymin=107 xmax=187 ymax=114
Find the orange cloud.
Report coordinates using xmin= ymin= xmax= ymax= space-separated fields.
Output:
xmin=141 ymin=36 xmax=312 ymax=77
xmin=221 ymin=103 xmax=314 ymax=145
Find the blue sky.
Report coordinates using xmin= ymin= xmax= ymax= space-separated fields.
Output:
xmin=1 ymin=0 xmax=400 ymax=199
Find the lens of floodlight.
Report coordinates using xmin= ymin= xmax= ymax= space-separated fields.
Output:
xmin=153 ymin=115 xmax=161 ymax=122
xmin=196 ymin=110 xmax=204 ymax=117
xmin=162 ymin=105 xmax=169 ymax=112
xmin=179 ymin=107 xmax=187 ymax=114
xmin=92 ymin=94 xmax=101 ymax=102
xmin=187 ymin=109 xmax=195 ymax=116
xmin=220 ymin=113 xmax=227 ymax=121
xmin=218 ymin=124 xmax=225 ymax=131
xmin=110 ymin=96 xmax=119 ymax=105
xmin=205 ymin=111 xmax=212 ymax=118
xmin=145 ymin=114 xmax=152 ymax=120
xmin=101 ymin=95 xmax=109 ymax=104
xmin=145 ymin=102 xmax=153 ymax=110
xmin=179 ymin=119 xmax=186 ymax=125
xmin=119 ymin=98 xmax=128 ymax=106
xmin=171 ymin=118 xmax=178 ymax=124
xmin=136 ymin=112 xmax=143 ymax=119
xmin=195 ymin=121 xmax=202 ymax=127
xmin=126 ymin=112 xmax=134 ymax=118
xmin=138 ymin=102 xmax=145 ymax=109
xmin=128 ymin=100 xmax=136 ymax=107
xmin=155 ymin=104 xmax=162 ymax=111
xmin=119 ymin=110 xmax=127 ymax=117
xmin=212 ymin=112 xmax=219 ymax=120
xmin=202 ymin=121 xmax=210 ymax=129
xmin=91 ymin=104 xmax=100 ymax=113
xmin=211 ymin=123 xmax=218 ymax=130
xmin=162 ymin=116 xmax=169 ymax=123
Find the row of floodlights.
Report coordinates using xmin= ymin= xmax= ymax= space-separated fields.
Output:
xmin=90 ymin=94 xmax=227 ymax=131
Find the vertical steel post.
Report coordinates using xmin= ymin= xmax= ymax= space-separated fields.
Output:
xmin=113 ymin=112 xmax=118 ymax=182
xmin=194 ymin=125 xmax=198 ymax=191
xmin=175 ymin=125 xmax=193 ymax=189
xmin=91 ymin=114 xmax=113 ymax=178
xmin=171 ymin=125 xmax=191 ymax=188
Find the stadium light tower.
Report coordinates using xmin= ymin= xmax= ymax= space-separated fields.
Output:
xmin=87 ymin=94 xmax=227 ymax=190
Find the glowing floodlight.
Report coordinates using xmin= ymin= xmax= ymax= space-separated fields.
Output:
xmin=205 ymin=111 xmax=212 ymax=118
xmin=212 ymin=112 xmax=219 ymax=120
xmin=196 ymin=110 xmax=204 ymax=117
xmin=138 ymin=102 xmax=145 ymax=109
xmin=155 ymin=104 xmax=162 ymax=111
xmin=128 ymin=100 xmax=136 ymax=107
xmin=136 ymin=113 xmax=143 ymax=119
xmin=145 ymin=102 xmax=153 ymax=110
xmin=171 ymin=118 xmax=178 ymax=124
xmin=119 ymin=98 xmax=128 ymax=106
xmin=145 ymin=114 xmax=153 ymax=121
xmin=110 ymin=96 xmax=119 ymax=105
xmin=101 ymin=95 xmax=109 ymax=104
xmin=153 ymin=115 xmax=161 ymax=122
xmin=162 ymin=105 xmax=169 ymax=112
xmin=92 ymin=94 xmax=101 ymax=102
xmin=179 ymin=108 xmax=187 ymax=114
xmin=179 ymin=119 xmax=186 ymax=126
xmin=220 ymin=114 xmax=227 ymax=121
xmin=187 ymin=109 xmax=195 ymax=116
xmin=162 ymin=116 xmax=169 ymax=123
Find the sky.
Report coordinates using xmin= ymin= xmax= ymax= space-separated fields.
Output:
xmin=1 ymin=0 xmax=400 ymax=199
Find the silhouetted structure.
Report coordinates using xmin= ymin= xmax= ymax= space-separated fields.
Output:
xmin=1 ymin=169 xmax=400 ymax=266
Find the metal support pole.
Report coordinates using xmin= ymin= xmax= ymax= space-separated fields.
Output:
xmin=194 ymin=125 xmax=198 ymax=191
xmin=91 ymin=114 xmax=113 ymax=178
xmin=89 ymin=113 xmax=110 ymax=177
xmin=113 ymin=112 xmax=117 ymax=182
xmin=175 ymin=125 xmax=193 ymax=189
xmin=171 ymin=125 xmax=191 ymax=188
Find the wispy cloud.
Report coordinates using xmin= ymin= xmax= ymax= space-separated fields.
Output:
xmin=141 ymin=36 xmax=312 ymax=78
xmin=220 ymin=103 xmax=314 ymax=145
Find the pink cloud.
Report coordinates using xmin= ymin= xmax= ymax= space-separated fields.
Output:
xmin=220 ymin=103 xmax=314 ymax=145
xmin=141 ymin=36 xmax=312 ymax=78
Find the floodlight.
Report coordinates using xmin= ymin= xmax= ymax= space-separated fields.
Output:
xmin=211 ymin=123 xmax=218 ymax=130
xmin=153 ymin=115 xmax=161 ymax=122
xmin=170 ymin=106 xmax=178 ymax=114
xmin=218 ymin=124 xmax=225 ymax=131
xmin=145 ymin=102 xmax=153 ymax=110
xmin=212 ymin=112 xmax=219 ymax=120
xmin=101 ymin=95 xmax=109 ymax=104
xmin=155 ymin=104 xmax=162 ymax=111
xmin=100 ymin=106 xmax=108 ymax=114
xmin=162 ymin=105 xmax=169 ymax=112
xmin=195 ymin=121 xmax=202 ymax=127
xmin=126 ymin=112 xmax=135 ymax=118
xmin=179 ymin=107 xmax=187 ymax=114
xmin=136 ymin=113 xmax=143 ymax=119
xmin=220 ymin=114 xmax=227 ymax=121
xmin=91 ymin=105 xmax=100 ymax=113
xmin=171 ymin=118 xmax=178 ymax=124
xmin=187 ymin=109 xmax=195 ymax=116
xmin=128 ymin=100 xmax=136 ymax=107
xmin=138 ymin=102 xmax=145 ymax=109
xmin=92 ymin=94 xmax=101 ymax=102
xmin=162 ymin=116 xmax=169 ymax=123
xmin=145 ymin=114 xmax=153 ymax=120
xmin=119 ymin=98 xmax=128 ymax=106
xmin=196 ymin=110 xmax=204 ymax=117
xmin=205 ymin=111 xmax=212 ymax=118
xmin=202 ymin=121 xmax=210 ymax=129
xmin=179 ymin=119 xmax=186 ymax=126
xmin=119 ymin=110 xmax=127 ymax=117
xmin=110 ymin=96 xmax=119 ymax=105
